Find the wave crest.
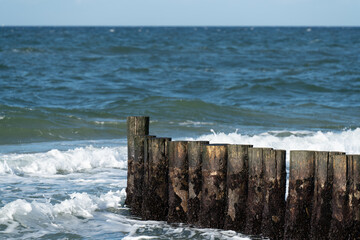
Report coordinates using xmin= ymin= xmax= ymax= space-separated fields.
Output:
xmin=0 ymin=190 xmax=126 ymax=233
xmin=0 ymin=146 xmax=127 ymax=176
xmin=188 ymin=128 xmax=360 ymax=161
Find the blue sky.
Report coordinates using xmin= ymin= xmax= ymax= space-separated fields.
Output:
xmin=0 ymin=0 xmax=359 ymax=26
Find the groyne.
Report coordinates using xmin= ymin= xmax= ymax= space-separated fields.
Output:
xmin=126 ymin=116 xmax=360 ymax=239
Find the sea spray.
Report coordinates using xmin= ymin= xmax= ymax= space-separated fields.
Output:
xmin=187 ymin=128 xmax=360 ymax=162
xmin=0 ymin=145 xmax=127 ymax=176
xmin=0 ymin=190 xmax=126 ymax=232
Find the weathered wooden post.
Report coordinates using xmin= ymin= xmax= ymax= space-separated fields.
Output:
xmin=130 ymin=135 xmax=146 ymax=215
xmin=328 ymin=154 xmax=350 ymax=239
xmin=187 ymin=141 xmax=209 ymax=225
xmin=141 ymin=137 xmax=171 ymax=221
xmin=284 ymin=150 xmax=315 ymax=240
xmin=261 ymin=149 xmax=286 ymax=240
xmin=349 ymin=155 xmax=360 ymax=239
xmin=199 ymin=144 xmax=227 ymax=229
xmin=310 ymin=151 xmax=332 ymax=239
xmin=245 ymin=148 xmax=269 ymax=235
xmin=141 ymin=135 xmax=156 ymax=219
xmin=126 ymin=116 xmax=149 ymax=207
xmin=168 ymin=141 xmax=189 ymax=223
xmin=224 ymin=144 xmax=252 ymax=231
xmin=310 ymin=152 xmax=344 ymax=239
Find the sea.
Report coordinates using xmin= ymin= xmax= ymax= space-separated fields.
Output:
xmin=0 ymin=26 xmax=359 ymax=239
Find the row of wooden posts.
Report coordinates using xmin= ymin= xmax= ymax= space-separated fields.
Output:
xmin=125 ymin=116 xmax=360 ymax=239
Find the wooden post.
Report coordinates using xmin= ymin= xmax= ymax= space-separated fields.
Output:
xmin=328 ymin=154 xmax=350 ymax=239
xmin=168 ymin=141 xmax=189 ymax=223
xmin=284 ymin=150 xmax=315 ymax=240
xmin=261 ymin=149 xmax=286 ymax=240
xmin=245 ymin=148 xmax=269 ymax=235
xmin=310 ymin=151 xmax=331 ymax=240
xmin=187 ymin=141 xmax=209 ymax=225
xmin=141 ymin=137 xmax=171 ymax=221
xmin=129 ymin=135 xmax=146 ymax=215
xmin=126 ymin=116 xmax=149 ymax=207
xmin=224 ymin=144 xmax=252 ymax=231
xmin=349 ymin=155 xmax=360 ymax=239
xmin=141 ymin=135 xmax=156 ymax=219
xmin=199 ymin=144 xmax=227 ymax=229
xmin=310 ymin=152 xmax=344 ymax=239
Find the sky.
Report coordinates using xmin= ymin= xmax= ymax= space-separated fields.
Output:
xmin=0 ymin=0 xmax=359 ymax=26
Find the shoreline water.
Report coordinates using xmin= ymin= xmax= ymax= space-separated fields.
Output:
xmin=1 ymin=127 xmax=360 ymax=239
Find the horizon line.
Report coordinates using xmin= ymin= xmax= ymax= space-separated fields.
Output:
xmin=1 ymin=25 xmax=360 ymax=28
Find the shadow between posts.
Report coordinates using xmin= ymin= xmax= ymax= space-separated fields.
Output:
xmin=126 ymin=116 xmax=360 ymax=240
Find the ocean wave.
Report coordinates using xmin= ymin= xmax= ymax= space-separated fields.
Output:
xmin=79 ymin=56 xmax=104 ymax=62
xmin=0 ymin=146 xmax=127 ymax=176
xmin=0 ymin=188 xmax=250 ymax=239
xmin=0 ymin=109 xmax=126 ymax=144
xmin=178 ymin=120 xmax=214 ymax=127
xmin=0 ymin=189 xmax=126 ymax=233
xmin=93 ymin=120 xmax=122 ymax=125
xmin=186 ymin=128 xmax=360 ymax=162
xmin=107 ymin=46 xmax=146 ymax=54
xmin=115 ymin=67 xmax=150 ymax=73
xmin=0 ymin=64 xmax=11 ymax=70
xmin=11 ymin=47 xmax=45 ymax=53
xmin=110 ymin=213 xmax=251 ymax=240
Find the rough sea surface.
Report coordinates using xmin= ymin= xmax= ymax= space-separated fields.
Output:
xmin=0 ymin=27 xmax=360 ymax=239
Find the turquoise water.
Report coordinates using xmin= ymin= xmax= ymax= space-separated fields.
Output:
xmin=0 ymin=27 xmax=360 ymax=239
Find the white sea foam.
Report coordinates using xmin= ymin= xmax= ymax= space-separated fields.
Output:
xmin=93 ymin=120 xmax=120 ymax=125
xmin=123 ymin=237 xmax=157 ymax=240
xmin=106 ymin=213 xmax=250 ymax=240
xmin=0 ymin=160 xmax=13 ymax=174
xmin=186 ymin=128 xmax=360 ymax=164
xmin=0 ymin=185 xmax=251 ymax=238
xmin=179 ymin=120 xmax=214 ymax=127
xmin=0 ymin=189 xmax=126 ymax=233
xmin=0 ymin=115 xmax=4 ymax=120
xmin=0 ymin=145 xmax=127 ymax=176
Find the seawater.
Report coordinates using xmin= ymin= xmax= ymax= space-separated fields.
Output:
xmin=0 ymin=27 xmax=360 ymax=239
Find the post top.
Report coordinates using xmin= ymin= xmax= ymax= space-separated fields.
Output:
xmin=127 ymin=116 xmax=150 ymax=119
xmin=227 ymin=144 xmax=253 ymax=147
xmin=170 ymin=140 xmax=189 ymax=143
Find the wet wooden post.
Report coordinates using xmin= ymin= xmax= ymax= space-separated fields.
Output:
xmin=130 ymin=135 xmax=146 ymax=215
xmin=310 ymin=151 xmax=331 ymax=239
xmin=349 ymin=155 xmax=360 ymax=239
xmin=310 ymin=152 xmax=344 ymax=239
xmin=328 ymin=154 xmax=350 ymax=239
xmin=168 ymin=141 xmax=189 ymax=223
xmin=141 ymin=135 xmax=156 ymax=219
xmin=126 ymin=116 xmax=149 ymax=207
xmin=199 ymin=144 xmax=227 ymax=229
xmin=187 ymin=141 xmax=209 ymax=225
xmin=261 ymin=149 xmax=286 ymax=240
xmin=141 ymin=137 xmax=171 ymax=221
xmin=245 ymin=148 xmax=269 ymax=235
xmin=284 ymin=150 xmax=315 ymax=240
xmin=224 ymin=144 xmax=252 ymax=231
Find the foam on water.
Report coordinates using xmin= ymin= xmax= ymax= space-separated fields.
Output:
xmin=0 ymin=189 xmax=126 ymax=234
xmin=187 ymin=128 xmax=360 ymax=162
xmin=178 ymin=120 xmax=214 ymax=127
xmin=1 ymin=128 xmax=360 ymax=239
xmin=106 ymin=213 xmax=251 ymax=240
xmin=0 ymin=187 xmax=252 ymax=239
xmin=0 ymin=145 xmax=127 ymax=176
